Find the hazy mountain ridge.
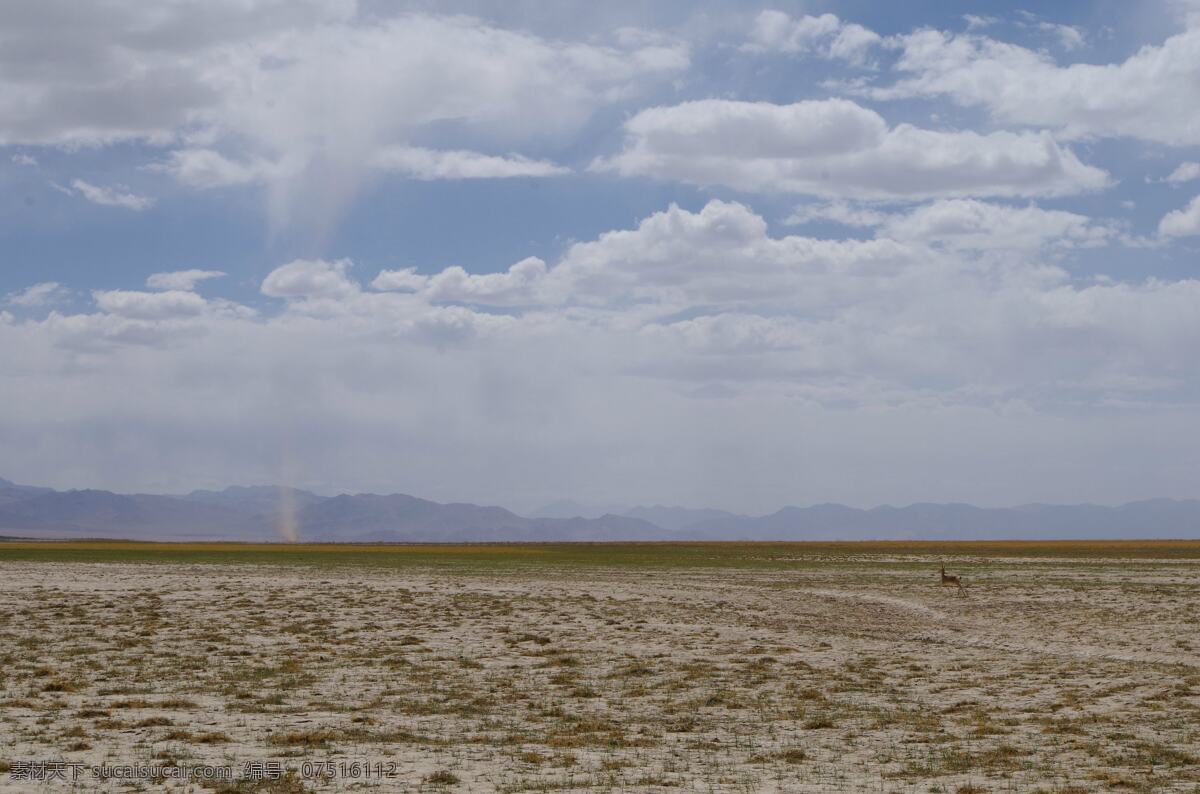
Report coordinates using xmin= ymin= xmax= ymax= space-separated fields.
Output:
xmin=0 ymin=488 xmax=265 ymax=540
xmin=682 ymin=499 xmax=1200 ymax=539
xmin=530 ymin=499 xmax=632 ymax=520
xmin=178 ymin=485 xmax=325 ymax=516
xmin=0 ymin=480 xmax=1198 ymax=541
xmin=622 ymin=505 xmax=742 ymax=531
xmin=0 ymin=484 xmax=670 ymax=542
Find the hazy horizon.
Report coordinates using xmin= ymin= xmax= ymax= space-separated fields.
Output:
xmin=4 ymin=474 xmax=1198 ymax=519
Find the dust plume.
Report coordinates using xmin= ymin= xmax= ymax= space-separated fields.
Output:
xmin=277 ymin=484 xmax=299 ymax=543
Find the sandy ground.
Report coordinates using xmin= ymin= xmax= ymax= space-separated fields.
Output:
xmin=1 ymin=557 xmax=1199 ymax=792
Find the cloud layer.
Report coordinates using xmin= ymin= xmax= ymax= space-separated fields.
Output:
xmin=5 ymin=197 xmax=1198 ymax=505
xmin=596 ymin=99 xmax=1108 ymax=199
xmin=0 ymin=2 xmax=687 ymax=230
xmin=8 ymin=201 xmax=1199 ymax=383
xmin=873 ymin=26 xmax=1200 ymax=145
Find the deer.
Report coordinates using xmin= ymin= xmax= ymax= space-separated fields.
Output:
xmin=939 ymin=563 xmax=964 ymax=595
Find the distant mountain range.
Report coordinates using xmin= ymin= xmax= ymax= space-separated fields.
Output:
xmin=1 ymin=477 xmax=1198 ymax=542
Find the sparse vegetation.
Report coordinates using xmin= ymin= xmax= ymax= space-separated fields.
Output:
xmin=1 ymin=541 xmax=1198 ymax=791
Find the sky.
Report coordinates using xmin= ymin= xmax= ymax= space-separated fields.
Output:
xmin=2 ymin=0 xmax=1200 ymax=513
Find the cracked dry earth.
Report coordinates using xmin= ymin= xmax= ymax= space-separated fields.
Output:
xmin=2 ymin=558 xmax=1199 ymax=793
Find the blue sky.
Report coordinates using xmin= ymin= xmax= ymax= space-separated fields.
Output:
xmin=2 ymin=1 xmax=1200 ymax=511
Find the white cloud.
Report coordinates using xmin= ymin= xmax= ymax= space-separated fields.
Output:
xmin=0 ymin=0 xmax=355 ymax=146
xmin=93 ymin=289 xmax=209 ymax=320
xmin=372 ymin=147 xmax=568 ymax=180
xmin=158 ymin=144 xmax=571 ymax=188
xmin=873 ymin=26 xmax=1200 ymax=145
xmin=261 ymin=258 xmax=359 ymax=300
xmin=149 ymin=149 xmax=277 ymax=189
xmin=47 ymin=197 xmax=1184 ymax=407
xmin=1159 ymin=195 xmax=1200 ymax=237
xmin=373 ymin=259 xmax=549 ymax=306
xmin=596 ymin=98 xmax=1109 ymax=199
xmin=146 ymin=269 xmax=226 ymax=291
xmin=370 ymin=267 xmax=428 ymax=293
xmin=425 ymin=258 xmax=548 ymax=305
xmin=881 ymin=200 xmax=1116 ymax=252
xmin=829 ymin=23 xmax=885 ymax=65
xmin=963 ymin=15 xmax=999 ymax=31
xmin=1039 ymin=22 xmax=1085 ymax=51
xmin=744 ymin=11 xmax=881 ymax=66
xmin=1163 ymin=162 xmax=1200 ymax=184
xmin=10 ymin=153 xmax=36 ymax=166
xmin=747 ymin=10 xmax=839 ymax=51
xmin=66 ymin=179 xmax=154 ymax=211
xmin=5 ymin=282 xmax=66 ymax=308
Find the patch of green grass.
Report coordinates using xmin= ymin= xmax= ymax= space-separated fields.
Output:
xmin=3 ymin=539 xmax=1197 ymax=572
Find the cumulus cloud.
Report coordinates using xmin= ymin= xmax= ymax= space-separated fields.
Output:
xmin=10 ymin=153 xmax=36 ymax=166
xmin=93 ymin=289 xmax=210 ymax=320
xmin=881 ymin=200 xmax=1116 ymax=251
xmin=261 ymin=258 xmax=359 ymax=300
xmin=595 ymin=98 xmax=1109 ymax=199
xmin=146 ymin=270 xmax=226 ymax=291
xmin=5 ymin=282 xmax=67 ymax=308
xmin=373 ymin=258 xmax=549 ymax=306
xmin=872 ymin=26 xmax=1200 ymax=145
xmin=63 ymin=179 xmax=154 ymax=211
xmin=1163 ymin=162 xmax=1200 ymax=184
xmin=43 ymin=197 xmax=1177 ymax=410
xmin=744 ymin=10 xmax=881 ymax=65
xmin=1159 ymin=195 xmax=1200 ymax=237
xmin=240 ymin=200 xmax=1189 ymax=396
xmin=963 ymin=14 xmax=999 ymax=31
xmin=26 ymin=287 xmax=256 ymax=352
xmin=372 ymin=147 xmax=569 ymax=180
xmin=370 ymin=268 xmax=428 ymax=293
xmin=1039 ymin=22 xmax=1086 ymax=51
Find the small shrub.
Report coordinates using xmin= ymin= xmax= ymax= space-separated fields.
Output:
xmin=425 ymin=769 xmax=459 ymax=785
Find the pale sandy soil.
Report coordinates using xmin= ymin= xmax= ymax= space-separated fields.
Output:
xmin=2 ymin=557 xmax=1199 ymax=792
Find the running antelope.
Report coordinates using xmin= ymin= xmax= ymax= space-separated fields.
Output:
xmin=939 ymin=564 xmax=963 ymax=594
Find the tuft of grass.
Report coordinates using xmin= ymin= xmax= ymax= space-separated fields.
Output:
xmin=268 ymin=729 xmax=338 ymax=748
xmin=195 ymin=731 xmax=231 ymax=744
xmin=425 ymin=770 xmax=460 ymax=785
xmin=134 ymin=716 xmax=172 ymax=727
xmin=41 ymin=679 xmax=76 ymax=693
